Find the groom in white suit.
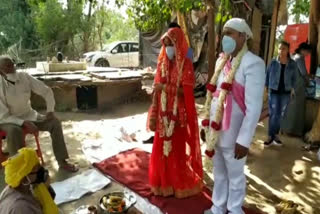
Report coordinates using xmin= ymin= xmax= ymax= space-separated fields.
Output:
xmin=204 ymin=18 xmax=266 ymax=214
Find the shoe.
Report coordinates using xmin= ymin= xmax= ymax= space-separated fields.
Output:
xmin=273 ymin=139 xmax=283 ymax=146
xmin=143 ymin=136 xmax=154 ymax=144
xmin=264 ymin=139 xmax=283 ymax=147
xmin=264 ymin=139 xmax=274 ymax=147
xmin=204 ymin=209 xmax=214 ymax=214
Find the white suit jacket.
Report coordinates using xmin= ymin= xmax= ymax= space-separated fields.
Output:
xmin=210 ymin=51 xmax=266 ymax=148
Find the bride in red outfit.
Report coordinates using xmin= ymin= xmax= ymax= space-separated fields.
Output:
xmin=148 ymin=27 xmax=203 ymax=198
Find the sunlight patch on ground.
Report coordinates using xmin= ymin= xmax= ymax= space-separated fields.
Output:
xmin=257 ymin=122 xmax=265 ymax=128
xmin=246 ymin=171 xmax=282 ymax=198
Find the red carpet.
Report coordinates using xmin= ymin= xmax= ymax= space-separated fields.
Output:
xmin=94 ymin=149 xmax=261 ymax=214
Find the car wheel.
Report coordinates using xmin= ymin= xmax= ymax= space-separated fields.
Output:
xmin=95 ymin=59 xmax=110 ymax=67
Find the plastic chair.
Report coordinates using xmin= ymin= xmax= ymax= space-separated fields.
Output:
xmin=0 ymin=129 xmax=44 ymax=165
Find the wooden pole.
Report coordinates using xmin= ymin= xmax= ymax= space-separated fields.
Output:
xmin=177 ymin=12 xmax=191 ymax=46
xmin=309 ymin=0 xmax=319 ymax=74
xmin=267 ymin=0 xmax=280 ymax=66
xmin=207 ymin=0 xmax=216 ymax=83
xmin=251 ymin=7 xmax=263 ymax=55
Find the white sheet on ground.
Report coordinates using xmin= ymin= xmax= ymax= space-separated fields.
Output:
xmin=129 ymin=189 xmax=163 ymax=214
xmin=51 ymin=169 xmax=111 ymax=205
xmin=77 ymin=113 xmax=163 ymax=213
xmin=77 ymin=113 xmax=153 ymax=164
xmin=81 ymin=138 xmax=153 ymax=164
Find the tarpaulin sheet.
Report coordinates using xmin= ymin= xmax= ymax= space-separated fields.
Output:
xmin=284 ymin=24 xmax=310 ymax=73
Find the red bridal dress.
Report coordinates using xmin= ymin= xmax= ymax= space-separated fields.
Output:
xmin=148 ymin=27 xmax=203 ymax=199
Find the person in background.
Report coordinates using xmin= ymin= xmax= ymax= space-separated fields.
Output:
xmin=265 ymin=41 xmax=298 ymax=147
xmin=0 ymin=148 xmax=58 ymax=214
xmin=148 ymin=26 xmax=203 ymax=198
xmin=0 ymin=56 xmax=78 ymax=172
xmin=281 ymin=42 xmax=312 ymax=137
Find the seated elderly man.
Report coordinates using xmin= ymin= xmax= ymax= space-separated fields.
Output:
xmin=0 ymin=148 xmax=59 ymax=214
xmin=0 ymin=56 xmax=77 ymax=172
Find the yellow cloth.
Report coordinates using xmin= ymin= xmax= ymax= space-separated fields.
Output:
xmin=2 ymin=148 xmax=59 ymax=214
xmin=33 ymin=183 xmax=59 ymax=214
xmin=2 ymin=148 xmax=39 ymax=188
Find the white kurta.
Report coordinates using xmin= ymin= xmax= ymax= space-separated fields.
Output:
xmin=0 ymin=72 xmax=55 ymax=126
xmin=209 ymin=51 xmax=265 ymax=214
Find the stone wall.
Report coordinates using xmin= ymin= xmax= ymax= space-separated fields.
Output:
xmin=31 ymin=79 xmax=148 ymax=112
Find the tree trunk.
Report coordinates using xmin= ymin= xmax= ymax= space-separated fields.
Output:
xmin=305 ymin=0 xmax=320 ymax=143
xmin=207 ymin=0 xmax=216 ymax=83
xmin=267 ymin=0 xmax=280 ymax=65
xmin=310 ymin=0 xmax=320 ymax=72
xmin=139 ymin=31 xmax=143 ymax=67
xmin=97 ymin=14 xmax=105 ymax=50
xmin=98 ymin=25 xmax=103 ymax=50
xmin=98 ymin=1 xmax=106 ymax=50
xmin=177 ymin=12 xmax=191 ymax=47
xmin=83 ymin=0 xmax=93 ymax=52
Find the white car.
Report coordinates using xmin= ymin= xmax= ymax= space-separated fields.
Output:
xmin=83 ymin=41 xmax=139 ymax=67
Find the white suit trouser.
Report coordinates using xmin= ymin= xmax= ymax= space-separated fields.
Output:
xmin=210 ymin=146 xmax=247 ymax=214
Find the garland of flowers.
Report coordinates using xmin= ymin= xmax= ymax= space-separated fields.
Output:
xmin=202 ymin=44 xmax=248 ymax=157
xmin=160 ymin=58 xmax=185 ymax=157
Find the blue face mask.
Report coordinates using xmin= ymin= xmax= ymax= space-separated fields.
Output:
xmin=222 ymin=36 xmax=236 ymax=54
xmin=166 ymin=46 xmax=175 ymax=60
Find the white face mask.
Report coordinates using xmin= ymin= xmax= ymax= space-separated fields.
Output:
xmin=166 ymin=46 xmax=175 ymax=60
xmin=222 ymin=35 xmax=237 ymax=54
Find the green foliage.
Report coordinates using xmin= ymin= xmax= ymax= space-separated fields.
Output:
xmin=215 ymin=0 xmax=233 ymax=24
xmin=93 ymin=7 xmax=138 ymax=49
xmin=288 ymin=0 xmax=310 ymax=23
xmin=31 ymin=0 xmax=66 ymax=45
xmin=0 ymin=0 xmax=138 ymax=61
xmin=103 ymin=13 xmax=138 ymax=42
xmin=120 ymin=0 xmax=233 ymax=32
xmin=121 ymin=0 xmax=205 ymax=32
xmin=0 ymin=0 xmax=38 ymax=54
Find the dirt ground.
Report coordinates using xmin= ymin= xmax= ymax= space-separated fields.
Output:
xmin=0 ymin=99 xmax=319 ymax=214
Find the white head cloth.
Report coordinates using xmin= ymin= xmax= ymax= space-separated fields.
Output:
xmin=223 ymin=18 xmax=253 ymax=39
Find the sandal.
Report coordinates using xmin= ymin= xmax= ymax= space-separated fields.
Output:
xmin=276 ymin=201 xmax=287 ymax=212
xmin=302 ymin=144 xmax=320 ymax=151
xmin=60 ymin=162 xmax=79 ymax=173
xmin=276 ymin=200 xmax=298 ymax=214
xmin=281 ymin=201 xmax=298 ymax=214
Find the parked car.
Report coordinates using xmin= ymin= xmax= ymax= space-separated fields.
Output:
xmin=83 ymin=41 xmax=139 ymax=68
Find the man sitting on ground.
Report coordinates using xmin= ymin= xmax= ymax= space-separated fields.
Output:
xmin=0 ymin=55 xmax=77 ymax=172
